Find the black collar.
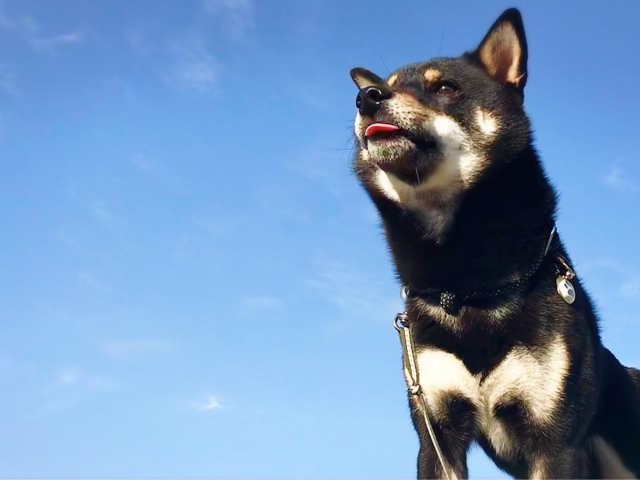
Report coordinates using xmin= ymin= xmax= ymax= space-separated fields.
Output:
xmin=403 ymin=224 xmax=559 ymax=316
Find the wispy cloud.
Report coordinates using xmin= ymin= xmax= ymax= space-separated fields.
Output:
xmin=100 ymin=338 xmax=176 ymax=361
xmin=174 ymin=234 xmax=192 ymax=259
xmin=240 ymin=294 xmax=283 ymax=309
xmin=58 ymin=368 xmax=120 ymax=392
xmin=90 ymin=200 xmax=124 ymax=232
xmin=0 ymin=2 xmax=81 ymax=54
xmin=582 ymin=258 xmax=640 ymax=301
xmin=60 ymin=370 xmax=78 ymax=385
xmin=190 ymin=394 xmax=225 ymax=411
xmin=203 ymin=0 xmax=254 ymax=41
xmin=78 ymin=271 xmax=112 ymax=292
xmin=132 ymin=153 xmax=189 ymax=194
xmin=166 ymin=36 xmax=221 ymax=93
xmin=92 ymin=202 xmax=117 ymax=224
xmin=236 ymin=294 xmax=284 ymax=316
xmin=195 ymin=218 xmax=235 ymax=237
xmin=306 ymin=258 xmax=399 ymax=325
xmin=132 ymin=152 xmax=155 ymax=172
xmin=0 ymin=63 xmax=18 ymax=96
xmin=580 ymin=258 xmax=640 ymax=342
xmin=0 ymin=2 xmax=37 ymax=34
xmin=29 ymin=33 xmax=82 ymax=54
xmin=604 ymin=166 xmax=637 ymax=192
xmin=31 ymin=368 xmax=123 ymax=415
xmin=287 ymin=138 xmax=354 ymax=197
xmin=124 ymin=28 xmax=154 ymax=56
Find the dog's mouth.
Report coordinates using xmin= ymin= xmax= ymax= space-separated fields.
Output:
xmin=364 ymin=123 xmax=437 ymax=185
xmin=365 ymin=122 xmax=435 ymax=150
xmin=365 ymin=123 xmax=402 ymax=138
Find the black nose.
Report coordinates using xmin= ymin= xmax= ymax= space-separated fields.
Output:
xmin=356 ymin=86 xmax=392 ymax=117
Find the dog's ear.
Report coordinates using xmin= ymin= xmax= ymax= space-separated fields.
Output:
xmin=350 ymin=68 xmax=384 ymax=89
xmin=473 ymin=8 xmax=528 ymax=93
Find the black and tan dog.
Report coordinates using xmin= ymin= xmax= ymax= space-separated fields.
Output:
xmin=349 ymin=8 xmax=640 ymax=479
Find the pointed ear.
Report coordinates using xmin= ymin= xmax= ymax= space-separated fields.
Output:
xmin=474 ymin=8 xmax=528 ymax=92
xmin=350 ymin=68 xmax=384 ymax=90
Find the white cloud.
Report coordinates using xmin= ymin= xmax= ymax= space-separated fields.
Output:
xmin=287 ymin=137 xmax=355 ymax=197
xmin=195 ymin=218 xmax=235 ymax=237
xmin=0 ymin=63 xmax=18 ymax=96
xmin=90 ymin=201 xmax=122 ymax=229
xmin=582 ymin=258 xmax=640 ymax=301
xmin=58 ymin=368 xmax=120 ymax=392
xmin=36 ymin=368 xmax=122 ymax=415
xmin=240 ymin=295 xmax=283 ymax=309
xmin=60 ymin=371 xmax=79 ymax=385
xmin=92 ymin=204 xmax=115 ymax=222
xmin=0 ymin=10 xmax=13 ymax=29
xmin=236 ymin=294 xmax=284 ymax=317
xmin=131 ymin=153 xmax=189 ymax=193
xmin=100 ymin=338 xmax=176 ymax=360
xmin=203 ymin=0 xmax=254 ymax=41
xmin=166 ymin=36 xmax=221 ymax=93
xmin=174 ymin=234 xmax=192 ymax=259
xmin=0 ymin=3 xmax=80 ymax=54
xmin=306 ymin=258 xmax=400 ymax=325
xmin=621 ymin=279 xmax=640 ymax=298
xmin=78 ymin=271 xmax=112 ymax=292
xmin=29 ymin=33 xmax=82 ymax=53
xmin=124 ymin=28 xmax=154 ymax=56
xmin=202 ymin=395 xmax=223 ymax=410
xmin=604 ymin=166 xmax=637 ymax=192
xmin=132 ymin=152 xmax=155 ymax=172
xmin=191 ymin=394 xmax=224 ymax=411
xmin=0 ymin=2 xmax=37 ymax=34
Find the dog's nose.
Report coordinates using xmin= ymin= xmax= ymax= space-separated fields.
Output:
xmin=356 ymin=86 xmax=392 ymax=117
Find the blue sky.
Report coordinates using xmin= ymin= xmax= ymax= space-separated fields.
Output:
xmin=1 ymin=0 xmax=639 ymax=477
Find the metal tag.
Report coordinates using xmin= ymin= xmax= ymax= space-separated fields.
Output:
xmin=556 ymin=276 xmax=576 ymax=304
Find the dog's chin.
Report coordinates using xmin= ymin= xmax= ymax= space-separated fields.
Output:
xmin=366 ymin=136 xmax=436 ymax=186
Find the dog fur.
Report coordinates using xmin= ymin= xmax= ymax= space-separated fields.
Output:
xmin=349 ymin=8 xmax=640 ymax=479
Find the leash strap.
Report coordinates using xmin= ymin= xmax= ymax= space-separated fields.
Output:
xmin=394 ymin=312 xmax=451 ymax=480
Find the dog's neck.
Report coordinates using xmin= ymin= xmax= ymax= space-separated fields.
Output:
xmin=370 ymin=148 xmax=557 ymax=293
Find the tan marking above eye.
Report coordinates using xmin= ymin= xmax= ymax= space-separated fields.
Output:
xmin=387 ymin=74 xmax=398 ymax=86
xmin=424 ymin=68 xmax=442 ymax=83
xmin=475 ymin=107 xmax=499 ymax=136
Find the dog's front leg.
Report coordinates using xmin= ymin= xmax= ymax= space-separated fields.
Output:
xmin=526 ymin=446 xmax=590 ymax=479
xmin=412 ymin=393 xmax=477 ymax=480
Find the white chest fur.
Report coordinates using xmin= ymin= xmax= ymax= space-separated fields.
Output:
xmin=411 ymin=335 xmax=569 ymax=460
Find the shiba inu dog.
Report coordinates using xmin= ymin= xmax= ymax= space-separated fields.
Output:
xmin=349 ymin=8 xmax=640 ymax=479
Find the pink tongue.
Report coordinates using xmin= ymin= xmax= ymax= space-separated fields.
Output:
xmin=365 ymin=123 xmax=400 ymax=137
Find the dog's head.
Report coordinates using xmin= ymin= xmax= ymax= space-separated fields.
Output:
xmin=351 ymin=9 xmax=532 ymax=211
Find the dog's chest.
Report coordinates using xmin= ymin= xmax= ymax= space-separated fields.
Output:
xmin=412 ymin=335 xmax=569 ymax=459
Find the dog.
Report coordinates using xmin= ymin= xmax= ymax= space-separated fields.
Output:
xmin=349 ymin=8 xmax=640 ymax=479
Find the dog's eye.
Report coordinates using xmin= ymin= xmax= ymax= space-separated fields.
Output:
xmin=435 ymin=82 xmax=457 ymax=95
